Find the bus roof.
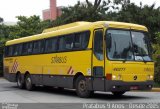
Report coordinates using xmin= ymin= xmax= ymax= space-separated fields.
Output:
xmin=5 ymin=21 xmax=148 ymax=46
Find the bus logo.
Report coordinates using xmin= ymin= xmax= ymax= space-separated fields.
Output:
xmin=133 ymin=75 xmax=137 ymax=80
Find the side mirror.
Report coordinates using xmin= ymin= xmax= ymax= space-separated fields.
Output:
xmin=106 ymin=33 xmax=112 ymax=49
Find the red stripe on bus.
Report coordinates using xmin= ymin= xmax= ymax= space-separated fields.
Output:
xmin=12 ymin=61 xmax=17 ymax=73
xmin=13 ymin=61 xmax=18 ymax=73
xmin=71 ymin=70 xmax=74 ymax=74
xmin=67 ymin=66 xmax=72 ymax=74
xmin=11 ymin=60 xmax=16 ymax=73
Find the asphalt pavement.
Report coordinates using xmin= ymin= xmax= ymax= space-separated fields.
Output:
xmin=0 ymin=78 xmax=160 ymax=109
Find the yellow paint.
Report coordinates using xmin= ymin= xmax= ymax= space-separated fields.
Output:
xmin=4 ymin=21 xmax=154 ymax=83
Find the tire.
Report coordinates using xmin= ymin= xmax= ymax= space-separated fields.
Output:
xmin=112 ymin=91 xmax=125 ymax=96
xmin=75 ymin=76 xmax=92 ymax=98
xmin=58 ymin=87 xmax=64 ymax=91
xmin=16 ymin=73 xmax=24 ymax=89
xmin=25 ymin=74 xmax=34 ymax=91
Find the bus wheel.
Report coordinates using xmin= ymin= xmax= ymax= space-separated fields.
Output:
xmin=17 ymin=73 xmax=24 ymax=89
xmin=25 ymin=74 xmax=34 ymax=91
xmin=112 ymin=91 xmax=125 ymax=96
xmin=75 ymin=76 xmax=91 ymax=98
xmin=58 ymin=87 xmax=64 ymax=91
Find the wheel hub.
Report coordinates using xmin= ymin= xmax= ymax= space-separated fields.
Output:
xmin=79 ymin=80 xmax=87 ymax=92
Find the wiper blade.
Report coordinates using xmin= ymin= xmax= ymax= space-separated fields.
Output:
xmin=135 ymin=54 xmax=147 ymax=63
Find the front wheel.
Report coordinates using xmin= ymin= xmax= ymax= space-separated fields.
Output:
xmin=75 ymin=76 xmax=92 ymax=98
xmin=112 ymin=91 xmax=125 ymax=96
xmin=25 ymin=74 xmax=34 ymax=91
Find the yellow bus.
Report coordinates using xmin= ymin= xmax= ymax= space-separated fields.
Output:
xmin=4 ymin=21 xmax=154 ymax=98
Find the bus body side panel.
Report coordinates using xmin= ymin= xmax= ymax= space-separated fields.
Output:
xmin=42 ymin=50 xmax=92 ymax=88
xmin=4 ymin=50 xmax=92 ymax=89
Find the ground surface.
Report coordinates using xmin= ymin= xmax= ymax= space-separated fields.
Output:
xmin=0 ymin=78 xmax=159 ymax=109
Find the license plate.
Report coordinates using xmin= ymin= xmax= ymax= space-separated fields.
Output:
xmin=130 ymin=86 xmax=138 ymax=90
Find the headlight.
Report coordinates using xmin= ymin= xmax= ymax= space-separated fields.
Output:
xmin=147 ymin=75 xmax=153 ymax=80
xmin=112 ymin=75 xmax=122 ymax=80
xmin=112 ymin=75 xmax=116 ymax=80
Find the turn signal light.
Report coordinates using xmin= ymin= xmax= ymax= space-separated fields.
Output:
xmin=106 ymin=74 xmax=112 ymax=80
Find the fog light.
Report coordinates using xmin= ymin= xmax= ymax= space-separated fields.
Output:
xmin=112 ymin=75 xmax=116 ymax=80
xmin=113 ymin=86 xmax=116 ymax=89
xmin=148 ymin=85 xmax=152 ymax=88
xmin=150 ymin=75 xmax=153 ymax=79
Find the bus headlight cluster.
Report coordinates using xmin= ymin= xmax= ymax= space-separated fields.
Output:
xmin=112 ymin=75 xmax=122 ymax=80
xmin=112 ymin=75 xmax=116 ymax=80
xmin=118 ymin=75 xmax=122 ymax=80
xmin=147 ymin=75 xmax=153 ymax=80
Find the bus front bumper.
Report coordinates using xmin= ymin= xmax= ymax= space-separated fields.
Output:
xmin=105 ymin=80 xmax=154 ymax=92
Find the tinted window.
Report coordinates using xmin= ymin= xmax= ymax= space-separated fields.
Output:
xmin=22 ymin=42 xmax=33 ymax=55
xmin=5 ymin=46 xmax=9 ymax=57
xmin=94 ymin=30 xmax=103 ymax=60
xmin=106 ymin=30 xmax=133 ymax=60
xmin=45 ymin=38 xmax=58 ymax=53
xmin=74 ymin=31 xmax=90 ymax=49
xmin=33 ymin=40 xmax=44 ymax=54
xmin=59 ymin=35 xmax=74 ymax=51
xmin=132 ymin=31 xmax=152 ymax=61
xmin=8 ymin=46 xmax=13 ymax=56
xmin=13 ymin=44 xmax=22 ymax=56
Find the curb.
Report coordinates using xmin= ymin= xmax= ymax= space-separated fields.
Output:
xmin=151 ymin=88 xmax=160 ymax=92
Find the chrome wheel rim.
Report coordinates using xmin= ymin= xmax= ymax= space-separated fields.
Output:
xmin=26 ymin=77 xmax=31 ymax=88
xmin=17 ymin=75 xmax=21 ymax=86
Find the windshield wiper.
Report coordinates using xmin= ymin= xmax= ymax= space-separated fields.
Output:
xmin=135 ymin=54 xmax=147 ymax=63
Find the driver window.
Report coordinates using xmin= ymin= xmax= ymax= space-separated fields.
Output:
xmin=94 ymin=30 xmax=104 ymax=60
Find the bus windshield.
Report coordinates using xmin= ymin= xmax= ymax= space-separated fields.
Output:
xmin=106 ymin=29 xmax=152 ymax=62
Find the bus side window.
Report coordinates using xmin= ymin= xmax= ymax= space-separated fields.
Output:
xmin=22 ymin=42 xmax=32 ymax=55
xmin=33 ymin=41 xmax=42 ymax=54
xmin=12 ymin=45 xmax=16 ymax=56
xmin=5 ymin=46 xmax=9 ymax=57
xmin=45 ymin=38 xmax=58 ymax=53
xmin=40 ymin=40 xmax=45 ymax=53
xmin=74 ymin=31 xmax=90 ymax=49
xmin=74 ymin=34 xmax=81 ymax=49
xmin=22 ymin=43 xmax=28 ymax=55
xmin=65 ymin=34 xmax=74 ymax=50
xmin=8 ymin=46 xmax=13 ymax=57
xmin=59 ymin=37 xmax=65 ymax=51
xmin=28 ymin=42 xmax=33 ymax=54
xmin=59 ymin=35 xmax=74 ymax=51
xmin=13 ymin=45 xmax=18 ymax=56
xmin=81 ymin=31 xmax=90 ymax=49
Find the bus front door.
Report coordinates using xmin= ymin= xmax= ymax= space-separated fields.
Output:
xmin=92 ymin=29 xmax=105 ymax=91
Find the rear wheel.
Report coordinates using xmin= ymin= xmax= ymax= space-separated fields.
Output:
xmin=25 ymin=74 xmax=34 ymax=91
xmin=112 ymin=91 xmax=125 ymax=96
xmin=16 ymin=73 xmax=24 ymax=89
xmin=58 ymin=87 xmax=64 ymax=91
xmin=75 ymin=76 xmax=92 ymax=98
